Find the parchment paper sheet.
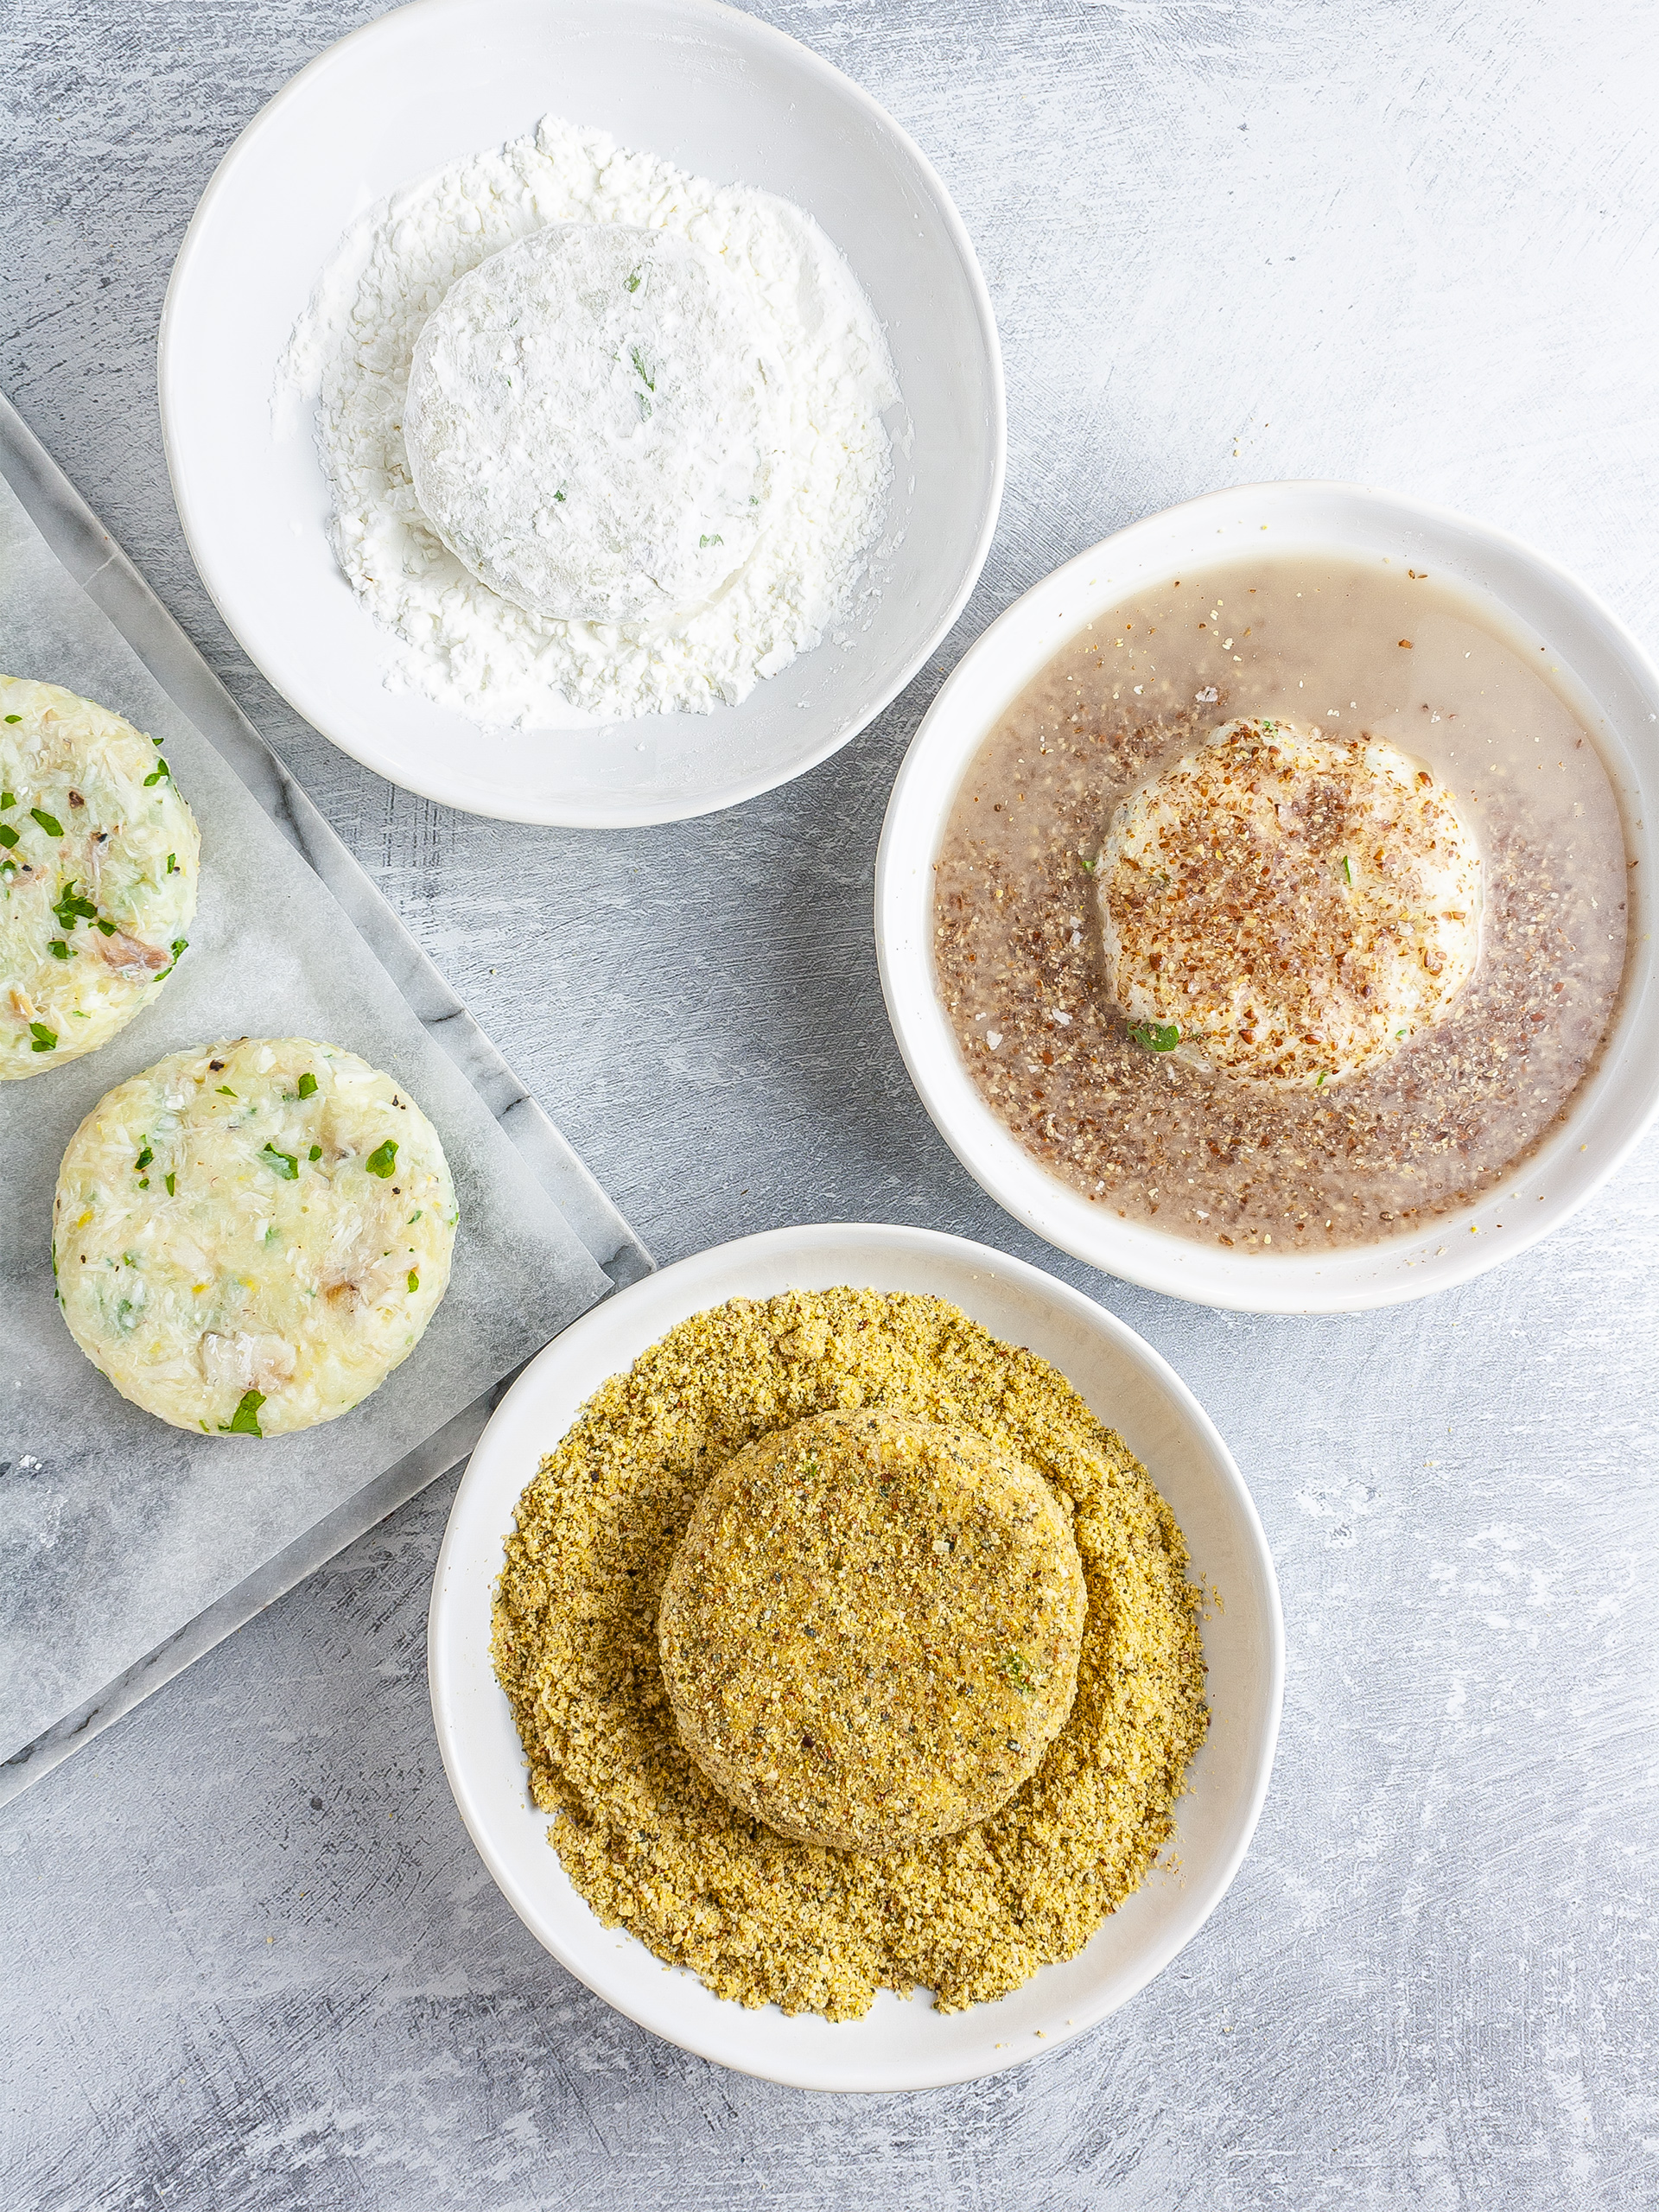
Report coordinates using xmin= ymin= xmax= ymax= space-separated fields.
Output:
xmin=0 ymin=454 xmax=625 ymax=1778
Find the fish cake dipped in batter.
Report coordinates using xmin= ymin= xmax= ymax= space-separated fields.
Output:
xmin=0 ymin=675 xmax=199 ymax=1077
xmin=1098 ymin=715 xmax=1481 ymax=1089
xmin=53 ymin=1038 xmax=458 ymax=1436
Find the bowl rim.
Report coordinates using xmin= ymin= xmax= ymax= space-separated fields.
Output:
xmin=874 ymin=478 xmax=1659 ymax=1313
xmin=156 ymin=0 xmax=1007 ymax=827
xmin=426 ymin=1220 xmax=1285 ymax=2091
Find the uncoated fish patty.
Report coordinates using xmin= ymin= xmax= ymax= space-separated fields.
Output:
xmin=1098 ymin=715 xmax=1481 ymax=1089
xmin=54 ymin=1037 xmax=458 ymax=1436
xmin=658 ymin=1408 xmax=1087 ymax=1853
xmin=0 ymin=675 xmax=199 ymax=1079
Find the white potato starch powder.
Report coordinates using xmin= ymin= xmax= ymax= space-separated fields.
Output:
xmin=288 ymin=117 xmax=899 ymax=724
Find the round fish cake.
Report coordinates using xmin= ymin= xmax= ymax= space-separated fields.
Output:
xmin=658 ymin=1408 xmax=1087 ymax=1853
xmin=54 ymin=1038 xmax=458 ymax=1437
xmin=0 ymin=675 xmax=200 ymax=1080
xmin=1099 ymin=715 xmax=1482 ymax=1089
xmin=404 ymin=223 xmax=789 ymax=625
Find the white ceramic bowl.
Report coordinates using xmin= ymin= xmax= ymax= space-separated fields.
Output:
xmin=876 ymin=481 xmax=1659 ymax=1314
xmin=428 ymin=1224 xmax=1282 ymax=2092
xmin=159 ymin=0 xmax=1003 ymax=827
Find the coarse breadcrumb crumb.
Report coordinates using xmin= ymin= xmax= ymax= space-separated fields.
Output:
xmin=491 ymin=1287 xmax=1209 ymax=2020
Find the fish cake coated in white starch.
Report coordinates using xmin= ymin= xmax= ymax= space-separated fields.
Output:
xmin=54 ymin=1039 xmax=458 ymax=1436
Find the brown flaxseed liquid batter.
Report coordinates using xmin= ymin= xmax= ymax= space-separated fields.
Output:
xmin=934 ymin=556 xmax=1630 ymax=1251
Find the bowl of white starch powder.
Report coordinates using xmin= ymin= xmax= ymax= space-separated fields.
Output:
xmin=161 ymin=0 xmax=1005 ymax=826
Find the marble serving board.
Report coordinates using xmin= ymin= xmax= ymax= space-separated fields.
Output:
xmin=0 ymin=396 xmax=652 ymax=1805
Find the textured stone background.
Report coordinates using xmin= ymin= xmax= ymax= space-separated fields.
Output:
xmin=4 ymin=3 xmax=1659 ymax=2205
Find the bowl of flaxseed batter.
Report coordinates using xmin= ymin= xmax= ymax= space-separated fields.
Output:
xmin=427 ymin=1224 xmax=1283 ymax=2092
xmin=877 ymin=482 xmax=1659 ymax=1313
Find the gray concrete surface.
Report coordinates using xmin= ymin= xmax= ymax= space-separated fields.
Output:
xmin=4 ymin=3 xmax=1659 ymax=2205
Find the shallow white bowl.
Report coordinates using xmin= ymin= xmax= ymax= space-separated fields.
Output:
xmin=876 ymin=481 xmax=1659 ymax=1314
xmin=428 ymin=1223 xmax=1282 ymax=2092
xmin=159 ymin=0 xmax=1003 ymax=826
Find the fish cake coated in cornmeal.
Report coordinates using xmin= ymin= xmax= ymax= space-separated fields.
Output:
xmin=0 ymin=675 xmax=200 ymax=1078
xmin=658 ymin=1408 xmax=1087 ymax=1853
xmin=54 ymin=1038 xmax=458 ymax=1437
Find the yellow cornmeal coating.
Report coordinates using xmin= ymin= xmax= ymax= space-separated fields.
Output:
xmin=492 ymin=1288 xmax=1209 ymax=2019
xmin=658 ymin=1409 xmax=1087 ymax=1852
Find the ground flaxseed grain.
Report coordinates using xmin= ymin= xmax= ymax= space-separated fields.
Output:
xmin=491 ymin=1287 xmax=1209 ymax=2019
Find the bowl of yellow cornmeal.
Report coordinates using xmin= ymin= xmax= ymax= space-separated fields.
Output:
xmin=429 ymin=1224 xmax=1283 ymax=2090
